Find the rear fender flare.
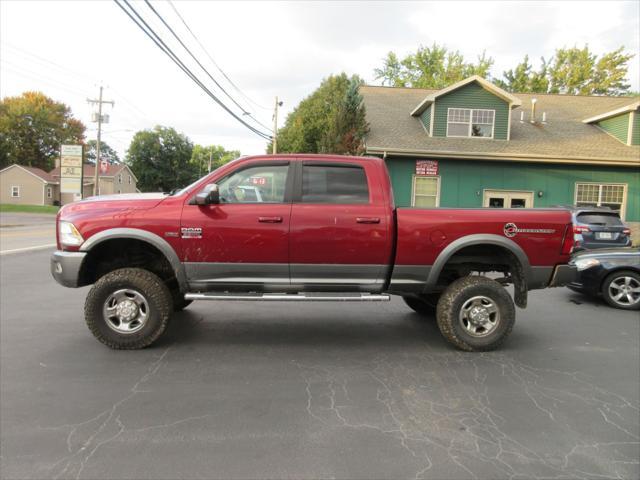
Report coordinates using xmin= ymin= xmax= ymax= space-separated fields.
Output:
xmin=80 ymin=228 xmax=187 ymax=291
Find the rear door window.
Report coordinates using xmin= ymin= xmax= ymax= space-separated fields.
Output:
xmin=576 ymin=213 xmax=623 ymax=226
xmin=301 ymin=165 xmax=369 ymax=204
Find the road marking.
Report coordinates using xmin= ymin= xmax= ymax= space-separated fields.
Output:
xmin=0 ymin=244 xmax=56 ymax=255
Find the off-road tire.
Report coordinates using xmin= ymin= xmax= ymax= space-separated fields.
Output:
xmin=85 ymin=268 xmax=173 ymax=349
xmin=601 ymin=270 xmax=640 ymax=311
xmin=436 ymin=276 xmax=515 ymax=352
xmin=403 ymin=294 xmax=440 ymax=316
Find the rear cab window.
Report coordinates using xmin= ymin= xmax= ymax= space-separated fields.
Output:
xmin=301 ymin=164 xmax=369 ymax=204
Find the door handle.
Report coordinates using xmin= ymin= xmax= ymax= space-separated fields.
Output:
xmin=356 ymin=217 xmax=380 ymax=224
xmin=258 ymin=216 xmax=283 ymax=223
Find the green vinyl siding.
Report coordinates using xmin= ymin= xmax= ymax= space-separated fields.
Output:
xmin=632 ymin=112 xmax=639 ymax=145
xmin=432 ymin=82 xmax=510 ymax=140
xmin=385 ymin=157 xmax=640 ymax=221
xmin=597 ymin=113 xmax=630 ymax=144
xmin=419 ymin=105 xmax=431 ymax=134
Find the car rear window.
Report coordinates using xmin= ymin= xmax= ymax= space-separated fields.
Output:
xmin=576 ymin=213 xmax=623 ymax=226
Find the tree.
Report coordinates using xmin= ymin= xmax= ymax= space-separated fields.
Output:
xmin=191 ymin=144 xmax=240 ymax=176
xmin=374 ymin=44 xmax=493 ymax=89
xmin=272 ymin=73 xmax=369 ymax=155
xmin=84 ymin=139 xmax=120 ymax=165
xmin=126 ymin=126 xmax=194 ymax=192
xmin=499 ymin=46 xmax=633 ymax=96
xmin=495 ymin=55 xmax=549 ymax=93
xmin=0 ymin=91 xmax=85 ymax=170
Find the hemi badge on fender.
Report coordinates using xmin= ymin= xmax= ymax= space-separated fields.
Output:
xmin=504 ymin=223 xmax=555 ymax=238
xmin=164 ymin=231 xmax=179 ymax=238
xmin=181 ymin=227 xmax=203 ymax=239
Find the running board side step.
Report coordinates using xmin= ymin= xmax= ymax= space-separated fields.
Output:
xmin=184 ymin=292 xmax=391 ymax=302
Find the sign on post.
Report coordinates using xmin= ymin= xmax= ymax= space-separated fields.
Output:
xmin=60 ymin=145 xmax=83 ymax=196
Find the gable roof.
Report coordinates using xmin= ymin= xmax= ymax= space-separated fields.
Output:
xmin=361 ymin=85 xmax=640 ymax=167
xmin=411 ymin=75 xmax=522 ymax=116
xmin=49 ymin=163 xmax=138 ymax=182
xmin=582 ymin=101 xmax=639 ymax=124
xmin=0 ymin=164 xmax=57 ymax=183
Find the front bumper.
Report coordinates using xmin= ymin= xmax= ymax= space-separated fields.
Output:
xmin=50 ymin=250 xmax=86 ymax=287
xmin=548 ymin=264 xmax=577 ymax=287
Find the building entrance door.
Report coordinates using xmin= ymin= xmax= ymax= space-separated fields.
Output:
xmin=483 ymin=190 xmax=534 ymax=208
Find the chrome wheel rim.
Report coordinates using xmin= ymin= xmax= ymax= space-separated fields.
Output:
xmin=459 ymin=295 xmax=500 ymax=337
xmin=608 ymin=276 xmax=640 ymax=307
xmin=103 ymin=289 xmax=149 ymax=334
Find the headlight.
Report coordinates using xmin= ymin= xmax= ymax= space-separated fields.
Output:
xmin=574 ymin=257 xmax=600 ymax=271
xmin=59 ymin=221 xmax=84 ymax=247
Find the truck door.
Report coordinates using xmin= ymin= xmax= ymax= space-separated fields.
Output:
xmin=289 ymin=161 xmax=391 ymax=291
xmin=181 ymin=161 xmax=292 ymax=290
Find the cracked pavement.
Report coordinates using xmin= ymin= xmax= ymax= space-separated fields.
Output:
xmin=1 ymin=249 xmax=639 ymax=479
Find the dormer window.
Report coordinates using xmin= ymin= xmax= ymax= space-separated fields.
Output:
xmin=447 ymin=108 xmax=495 ymax=138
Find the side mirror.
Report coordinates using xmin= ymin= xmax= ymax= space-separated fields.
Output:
xmin=192 ymin=183 xmax=220 ymax=205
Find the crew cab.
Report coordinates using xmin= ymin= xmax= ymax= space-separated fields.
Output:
xmin=51 ymin=155 xmax=575 ymax=351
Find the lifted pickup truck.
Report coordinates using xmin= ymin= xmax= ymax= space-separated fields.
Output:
xmin=51 ymin=154 xmax=575 ymax=351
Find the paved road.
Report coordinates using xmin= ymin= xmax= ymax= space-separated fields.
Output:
xmin=1 ymin=249 xmax=639 ymax=480
xmin=0 ymin=212 xmax=56 ymax=253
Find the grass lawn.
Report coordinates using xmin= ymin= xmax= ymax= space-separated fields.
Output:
xmin=0 ymin=204 xmax=59 ymax=214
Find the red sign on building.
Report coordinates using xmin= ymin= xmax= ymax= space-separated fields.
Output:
xmin=416 ymin=160 xmax=438 ymax=176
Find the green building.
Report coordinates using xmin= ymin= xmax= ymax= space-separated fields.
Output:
xmin=361 ymin=76 xmax=640 ymax=240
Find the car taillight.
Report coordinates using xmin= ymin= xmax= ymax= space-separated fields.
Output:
xmin=622 ymin=227 xmax=631 ymax=235
xmin=561 ymin=224 xmax=574 ymax=255
xmin=573 ymin=225 xmax=590 ymax=234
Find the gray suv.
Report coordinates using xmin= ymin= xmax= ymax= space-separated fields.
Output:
xmin=560 ymin=207 xmax=632 ymax=251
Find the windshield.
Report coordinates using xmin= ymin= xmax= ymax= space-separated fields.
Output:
xmin=170 ymin=157 xmax=243 ymax=196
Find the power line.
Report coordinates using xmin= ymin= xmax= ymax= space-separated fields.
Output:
xmin=142 ymin=0 xmax=272 ymax=134
xmin=166 ymin=0 xmax=270 ymax=111
xmin=113 ymin=0 xmax=271 ymax=140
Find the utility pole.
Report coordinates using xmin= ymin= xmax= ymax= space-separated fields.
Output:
xmin=272 ymin=96 xmax=283 ymax=154
xmin=87 ymin=86 xmax=115 ymax=196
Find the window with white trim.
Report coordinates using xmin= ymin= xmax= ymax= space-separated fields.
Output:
xmin=118 ymin=173 xmax=122 ymax=184
xmin=47 ymin=187 xmax=52 ymax=199
xmin=447 ymin=108 xmax=495 ymax=138
xmin=128 ymin=175 xmax=132 ymax=184
xmin=412 ymin=176 xmax=440 ymax=207
xmin=11 ymin=186 xmax=20 ymax=197
xmin=575 ymin=183 xmax=626 ymax=216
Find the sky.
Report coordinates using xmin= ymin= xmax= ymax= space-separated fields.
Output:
xmin=1 ymin=0 xmax=639 ymax=161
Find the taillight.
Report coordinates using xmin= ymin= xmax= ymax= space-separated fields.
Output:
xmin=561 ymin=224 xmax=575 ymax=255
xmin=573 ymin=225 xmax=590 ymax=234
xmin=622 ymin=227 xmax=631 ymax=235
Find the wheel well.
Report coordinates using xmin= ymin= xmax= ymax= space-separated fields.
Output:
xmin=79 ymin=239 xmax=179 ymax=291
xmin=435 ymin=244 xmax=528 ymax=308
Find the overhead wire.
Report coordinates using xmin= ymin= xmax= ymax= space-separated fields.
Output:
xmin=142 ymin=0 xmax=272 ymax=133
xmin=113 ymin=0 xmax=271 ymax=140
xmin=166 ymin=0 xmax=271 ymax=111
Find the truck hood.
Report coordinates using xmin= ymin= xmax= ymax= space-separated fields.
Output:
xmin=60 ymin=192 xmax=168 ymax=216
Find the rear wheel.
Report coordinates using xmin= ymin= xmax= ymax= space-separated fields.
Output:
xmin=85 ymin=268 xmax=173 ymax=349
xmin=436 ymin=276 xmax=515 ymax=352
xmin=601 ymin=271 xmax=640 ymax=310
xmin=402 ymin=294 xmax=440 ymax=316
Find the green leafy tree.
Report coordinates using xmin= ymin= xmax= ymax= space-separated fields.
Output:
xmin=126 ymin=126 xmax=194 ymax=192
xmin=191 ymin=144 xmax=240 ymax=176
xmin=272 ymin=73 xmax=369 ymax=155
xmin=374 ymin=44 xmax=493 ymax=89
xmin=0 ymin=91 xmax=85 ymax=170
xmin=84 ymin=139 xmax=120 ymax=165
xmin=495 ymin=55 xmax=549 ymax=93
xmin=499 ymin=46 xmax=633 ymax=95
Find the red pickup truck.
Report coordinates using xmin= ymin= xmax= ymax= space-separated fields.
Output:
xmin=51 ymin=154 xmax=575 ymax=351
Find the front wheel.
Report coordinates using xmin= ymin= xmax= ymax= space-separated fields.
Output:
xmin=84 ymin=268 xmax=173 ymax=349
xmin=601 ymin=271 xmax=640 ymax=310
xmin=436 ymin=276 xmax=515 ymax=352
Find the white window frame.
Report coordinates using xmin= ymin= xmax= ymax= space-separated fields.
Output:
xmin=46 ymin=186 xmax=52 ymax=199
xmin=411 ymin=175 xmax=441 ymax=207
xmin=574 ymin=182 xmax=627 ymax=220
xmin=128 ymin=175 xmax=132 ymax=185
xmin=11 ymin=186 xmax=20 ymax=198
xmin=446 ymin=107 xmax=495 ymax=139
xmin=118 ymin=173 xmax=122 ymax=184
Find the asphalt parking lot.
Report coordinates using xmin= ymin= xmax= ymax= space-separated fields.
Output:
xmin=1 ymin=248 xmax=639 ymax=480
